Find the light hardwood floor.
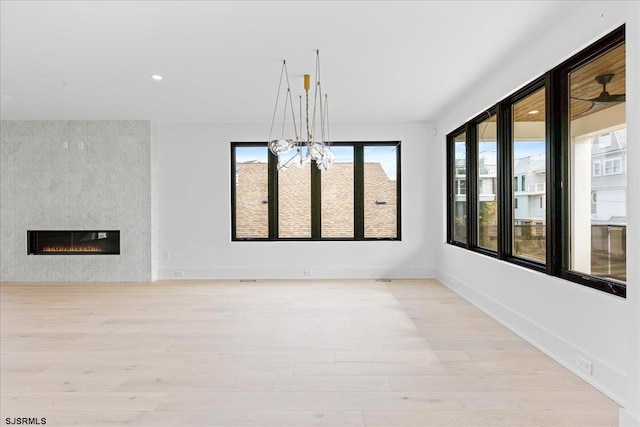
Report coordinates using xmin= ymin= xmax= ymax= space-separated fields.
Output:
xmin=0 ymin=279 xmax=619 ymax=426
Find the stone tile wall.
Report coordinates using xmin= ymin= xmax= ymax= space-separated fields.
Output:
xmin=0 ymin=121 xmax=152 ymax=282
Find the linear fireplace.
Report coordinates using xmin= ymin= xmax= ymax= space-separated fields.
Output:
xmin=28 ymin=230 xmax=120 ymax=255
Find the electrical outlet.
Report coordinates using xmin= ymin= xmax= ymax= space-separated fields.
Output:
xmin=304 ymin=270 xmax=313 ymax=276
xmin=577 ymin=356 xmax=593 ymax=375
xmin=174 ymin=270 xmax=185 ymax=277
xmin=163 ymin=252 xmax=170 ymax=260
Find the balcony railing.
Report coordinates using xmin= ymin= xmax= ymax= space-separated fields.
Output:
xmin=515 ymin=183 xmax=545 ymax=193
xmin=513 ymin=223 xmax=546 ymax=238
xmin=472 ymin=224 xmax=625 ymax=282
xmin=591 ymin=224 xmax=626 ymax=282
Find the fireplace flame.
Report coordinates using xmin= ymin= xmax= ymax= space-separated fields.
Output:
xmin=41 ymin=245 xmax=103 ymax=253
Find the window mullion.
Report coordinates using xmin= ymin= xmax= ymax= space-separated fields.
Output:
xmin=395 ymin=142 xmax=402 ymax=240
xmin=467 ymin=123 xmax=478 ymax=249
xmin=546 ymin=69 xmax=563 ymax=276
xmin=497 ymin=101 xmax=511 ymax=259
xmin=311 ymin=161 xmax=322 ymax=239
xmin=268 ymin=150 xmax=279 ymax=239
xmin=354 ymin=145 xmax=365 ymax=240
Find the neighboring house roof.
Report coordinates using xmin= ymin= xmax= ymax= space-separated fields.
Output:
xmin=591 ymin=129 xmax=626 ymax=155
xmin=515 ymin=153 xmax=545 ymax=175
xmin=235 ymin=162 xmax=397 ymax=238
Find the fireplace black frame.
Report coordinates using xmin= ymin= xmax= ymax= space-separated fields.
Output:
xmin=27 ymin=230 xmax=120 ymax=255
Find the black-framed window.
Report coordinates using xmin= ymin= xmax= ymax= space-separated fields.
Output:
xmin=232 ymin=141 xmax=401 ymax=241
xmin=446 ymin=25 xmax=626 ymax=297
xmin=476 ymin=111 xmax=498 ymax=252
xmin=562 ymin=29 xmax=626 ymax=290
xmin=448 ymin=129 xmax=468 ymax=245
xmin=512 ymin=84 xmax=547 ymax=264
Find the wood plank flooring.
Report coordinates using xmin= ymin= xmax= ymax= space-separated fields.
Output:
xmin=0 ymin=279 xmax=619 ymax=426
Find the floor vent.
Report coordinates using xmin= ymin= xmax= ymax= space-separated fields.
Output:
xmin=239 ymin=279 xmax=256 ymax=282
xmin=375 ymin=279 xmax=391 ymax=282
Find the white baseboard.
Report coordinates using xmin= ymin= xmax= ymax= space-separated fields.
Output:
xmin=157 ymin=267 xmax=436 ymax=280
xmin=436 ymin=268 xmax=627 ymax=407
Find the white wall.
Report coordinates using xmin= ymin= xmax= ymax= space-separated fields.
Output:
xmin=622 ymin=3 xmax=640 ymax=426
xmin=434 ymin=0 xmax=637 ymax=416
xmin=157 ymin=122 xmax=433 ymax=280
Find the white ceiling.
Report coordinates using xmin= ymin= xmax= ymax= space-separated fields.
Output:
xmin=0 ymin=1 xmax=571 ymax=124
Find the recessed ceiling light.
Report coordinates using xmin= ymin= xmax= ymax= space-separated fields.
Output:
xmin=151 ymin=74 xmax=163 ymax=81
xmin=528 ymin=110 xmax=539 ymax=114
xmin=0 ymin=95 xmax=13 ymax=104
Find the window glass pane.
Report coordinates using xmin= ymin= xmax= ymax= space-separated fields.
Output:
xmin=234 ymin=146 xmax=269 ymax=238
xmin=278 ymin=164 xmax=311 ymax=238
xmin=569 ymin=42 xmax=626 ymax=283
xmin=364 ymin=145 xmax=397 ymax=238
xmin=453 ymin=132 xmax=467 ymax=243
xmin=321 ymin=146 xmax=354 ymax=238
xmin=512 ymin=88 xmax=546 ymax=262
xmin=477 ymin=114 xmax=497 ymax=250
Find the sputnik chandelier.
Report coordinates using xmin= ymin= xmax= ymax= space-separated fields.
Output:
xmin=268 ymin=49 xmax=334 ymax=170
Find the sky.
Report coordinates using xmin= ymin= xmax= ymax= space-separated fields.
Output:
xmin=455 ymin=140 xmax=545 ymax=160
xmin=235 ymin=145 xmax=398 ymax=180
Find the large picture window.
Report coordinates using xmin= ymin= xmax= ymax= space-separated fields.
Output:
xmin=232 ymin=142 xmax=401 ymax=241
xmin=568 ymin=42 xmax=626 ymax=284
xmin=446 ymin=25 xmax=625 ymax=297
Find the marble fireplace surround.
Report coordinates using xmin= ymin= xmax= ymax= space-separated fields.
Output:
xmin=0 ymin=121 xmax=156 ymax=282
